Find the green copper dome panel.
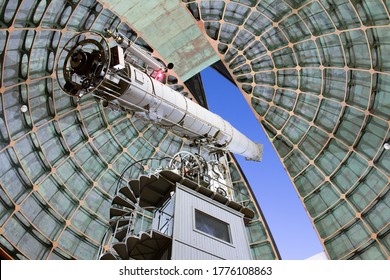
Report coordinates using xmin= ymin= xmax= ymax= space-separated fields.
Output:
xmin=0 ymin=0 xmax=278 ymax=260
xmin=183 ymin=0 xmax=389 ymax=260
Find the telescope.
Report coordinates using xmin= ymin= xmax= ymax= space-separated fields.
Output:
xmin=56 ymin=31 xmax=263 ymax=162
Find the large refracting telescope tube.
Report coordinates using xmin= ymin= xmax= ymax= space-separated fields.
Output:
xmin=56 ymin=32 xmax=263 ymax=162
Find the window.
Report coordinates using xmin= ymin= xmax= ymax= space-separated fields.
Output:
xmin=194 ymin=209 xmax=231 ymax=243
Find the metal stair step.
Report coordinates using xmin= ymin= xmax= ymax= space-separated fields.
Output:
xmin=112 ymin=196 xmax=135 ymax=209
xmin=109 ymin=207 xmax=132 ymax=220
xmin=99 ymin=252 xmax=117 ymax=260
xmin=114 ymin=226 xmax=130 ymax=241
xmin=112 ymin=242 xmax=128 ymax=259
xmin=129 ymin=179 xmax=140 ymax=198
xmin=119 ymin=186 xmax=137 ymax=203
xmin=129 ymin=174 xmax=176 ymax=208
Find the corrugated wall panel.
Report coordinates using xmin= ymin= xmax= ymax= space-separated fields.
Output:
xmin=172 ymin=185 xmax=251 ymax=260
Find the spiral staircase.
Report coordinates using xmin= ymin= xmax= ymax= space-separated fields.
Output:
xmin=98 ymin=156 xmax=255 ymax=260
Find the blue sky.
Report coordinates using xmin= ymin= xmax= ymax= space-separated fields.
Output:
xmin=201 ymin=67 xmax=324 ymax=260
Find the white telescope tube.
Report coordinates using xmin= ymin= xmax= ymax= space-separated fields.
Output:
xmin=56 ymin=32 xmax=263 ymax=161
xmin=108 ymin=64 xmax=263 ymax=162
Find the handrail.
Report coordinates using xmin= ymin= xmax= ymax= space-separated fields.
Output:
xmin=96 ymin=205 xmax=175 ymax=259
xmin=114 ymin=156 xmax=173 ymax=196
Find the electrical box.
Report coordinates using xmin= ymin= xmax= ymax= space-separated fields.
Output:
xmin=110 ymin=45 xmax=125 ymax=70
